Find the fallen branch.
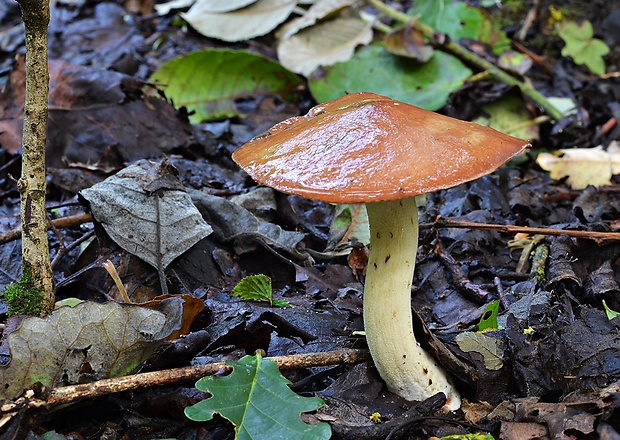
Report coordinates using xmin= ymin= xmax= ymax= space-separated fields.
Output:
xmin=427 ymin=216 xmax=620 ymax=243
xmin=0 ymin=212 xmax=93 ymax=245
xmin=0 ymin=348 xmax=370 ymax=414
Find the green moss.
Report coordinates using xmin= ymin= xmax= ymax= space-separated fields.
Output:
xmin=1 ymin=266 xmax=44 ymax=316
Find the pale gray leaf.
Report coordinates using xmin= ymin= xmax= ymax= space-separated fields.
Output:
xmin=80 ymin=160 xmax=213 ymax=270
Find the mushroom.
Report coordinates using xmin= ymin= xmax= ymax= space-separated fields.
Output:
xmin=232 ymin=92 xmax=530 ymax=410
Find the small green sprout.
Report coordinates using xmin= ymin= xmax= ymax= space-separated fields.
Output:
xmin=232 ymin=274 xmax=289 ymax=308
xmin=602 ymin=300 xmax=620 ymax=320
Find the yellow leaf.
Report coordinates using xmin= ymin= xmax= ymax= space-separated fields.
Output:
xmin=536 ymin=143 xmax=620 ymax=189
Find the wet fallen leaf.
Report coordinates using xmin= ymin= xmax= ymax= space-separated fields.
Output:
xmin=277 ymin=16 xmax=373 ymax=76
xmin=182 ymin=0 xmax=297 ymax=42
xmin=80 ymin=160 xmax=213 ymax=271
xmin=190 ymin=190 xmax=308 ymax=261
xmin=308 ymin=44 xmax=472 ymax=110
xmin=185 ymin=354 xmax=331 ymax=440
xmin=0 ymin=300 xmax=181 ymax=400
xmin=536 ymin=143 xmax=620 ymax=189
xmin=277 ymin=0 xmax=356 ymax=40
xmin=455 ymin=331 xmax=504 ymax=370
xmin=384 ymin=25 xmax=434 ymax=62
xmin=0 ymin=58 xmax=193 ymax=168
xmin=149 ymin=49 xmax=302 ymax=122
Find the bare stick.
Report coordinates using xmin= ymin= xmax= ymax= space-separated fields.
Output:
xmin=428 ymin=216 xmax=620 ymax=243
xmin=0 ymin=349 xmax=370 ymax=413
xmin=0 ymin=213 xmax=93 ymax=245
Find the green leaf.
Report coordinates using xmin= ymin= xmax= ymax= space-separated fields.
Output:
xmin=308 ymin=44 xmax=472 ymax=111
xmin=477 ymin=300 xmax=500 ymax=332
xmin=148 ymin=49 xmax=302 ymax=122
xmin=409 ymin=0 xmax=510 ymax=54
xmin=556 ymin=20 xmax=609 ymax=75
xmin=232 ymin=274 xmax=289 ymax=307
xmin=472 ymin=95 xmax=538 ymax=141
xmin=602 ymin=300 xmax=620 ymax=320
xmin=185 ymin=355 xmax=331 ymax=440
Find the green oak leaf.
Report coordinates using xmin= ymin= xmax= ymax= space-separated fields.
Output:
xmin=185 ymin=355 xmax=331 ymax=440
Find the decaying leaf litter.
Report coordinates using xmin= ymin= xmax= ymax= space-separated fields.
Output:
xmin=0 ymin=0 xmax=619 ymax=439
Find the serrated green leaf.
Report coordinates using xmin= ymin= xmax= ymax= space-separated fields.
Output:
xmin=148 ymin=49 xmax=302 ymax=122
xmin=233 ymin=274 xmax=273 ymax=302
xmin=556 ymin=20 xmax=609 ymax=75
xmin=185 ymin=355 xmax=331 ymax=440
xmin=232 ymin=274 xmax=289 ymax=307
xmin=308 ymin=44 xmax=472 ymax=111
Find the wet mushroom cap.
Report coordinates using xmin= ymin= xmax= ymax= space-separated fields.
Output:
xmin=232 ymin=92 xmax=530 ymax=204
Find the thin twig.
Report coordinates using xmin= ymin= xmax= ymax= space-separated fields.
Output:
xmin=0 ymin=212 xmax=93 ymax=245
xmin=0 ymin=349 xmax=370 ymax=413
xmin=426 ymin=216 xmax=620 ymax=243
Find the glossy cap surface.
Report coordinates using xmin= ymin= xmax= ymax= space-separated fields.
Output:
xmin=232 ymin=92 xmax=530 ymax=203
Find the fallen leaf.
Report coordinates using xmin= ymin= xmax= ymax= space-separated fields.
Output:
xmin=182 ymin=0 xmax=297 ymax=42
xmin=80 ymin=160 xmax=213 ymax=271
xmin=536 ymin=143 xmax=620 ymax=189
xmin=277 ymin=0 xmax=356 ymax=40
xmin=277 ymin=16 xmax=373 ymax=76
xmin=455 ymin=331 xmax=504 ymax=370
xmin=308 ymin=44 xmax=472 ymax=111
xmin=148 ymin=49 xmax=302 ymax=122
xmin=384 ymin=25 xmax=434 ymax=62
xmin=180 ymin=0 xmax=255 ymax=14
xmin=0 ymin=58 xmax=194 ymax=168
xmin=0 ymin=300 xmax=181 ymax=400
xmin=185 ymin=355 xmax=331 ymax=439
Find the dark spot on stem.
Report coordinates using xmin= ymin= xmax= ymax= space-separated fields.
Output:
xmin=385 ymin=255 xmax=391 ymax=263
xmin=373 ymin=263 xmax=378 ymax=269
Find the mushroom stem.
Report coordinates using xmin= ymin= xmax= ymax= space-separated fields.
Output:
xmin=364 ymin=198 xmax=461 ymax=410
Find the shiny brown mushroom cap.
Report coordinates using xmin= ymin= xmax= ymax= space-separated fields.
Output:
xmin=232 ymin=92 xmax=530 ymax=204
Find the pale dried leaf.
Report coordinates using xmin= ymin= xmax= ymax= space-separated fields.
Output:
xmin=80 ymin=160 xmax=213 ymax=270
xmin=0 ymin=300 xmax=181 ymax=399
xmin=277 ymin=17 xmax=373 ymax=75
xmin=182 ymin=0 xmax=298 ymax=42
xmin=536 ymin=143 xmax=620 ymax=189
xmin=179 ymin=0 xmax=256 ymax=14
xmin=455 ymin=331 xmax=504 ymax=370
xmin=277 ymin=0 xmax=356 ymax=40
xmin=155 ymin=0 xmax=196 ymax=15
